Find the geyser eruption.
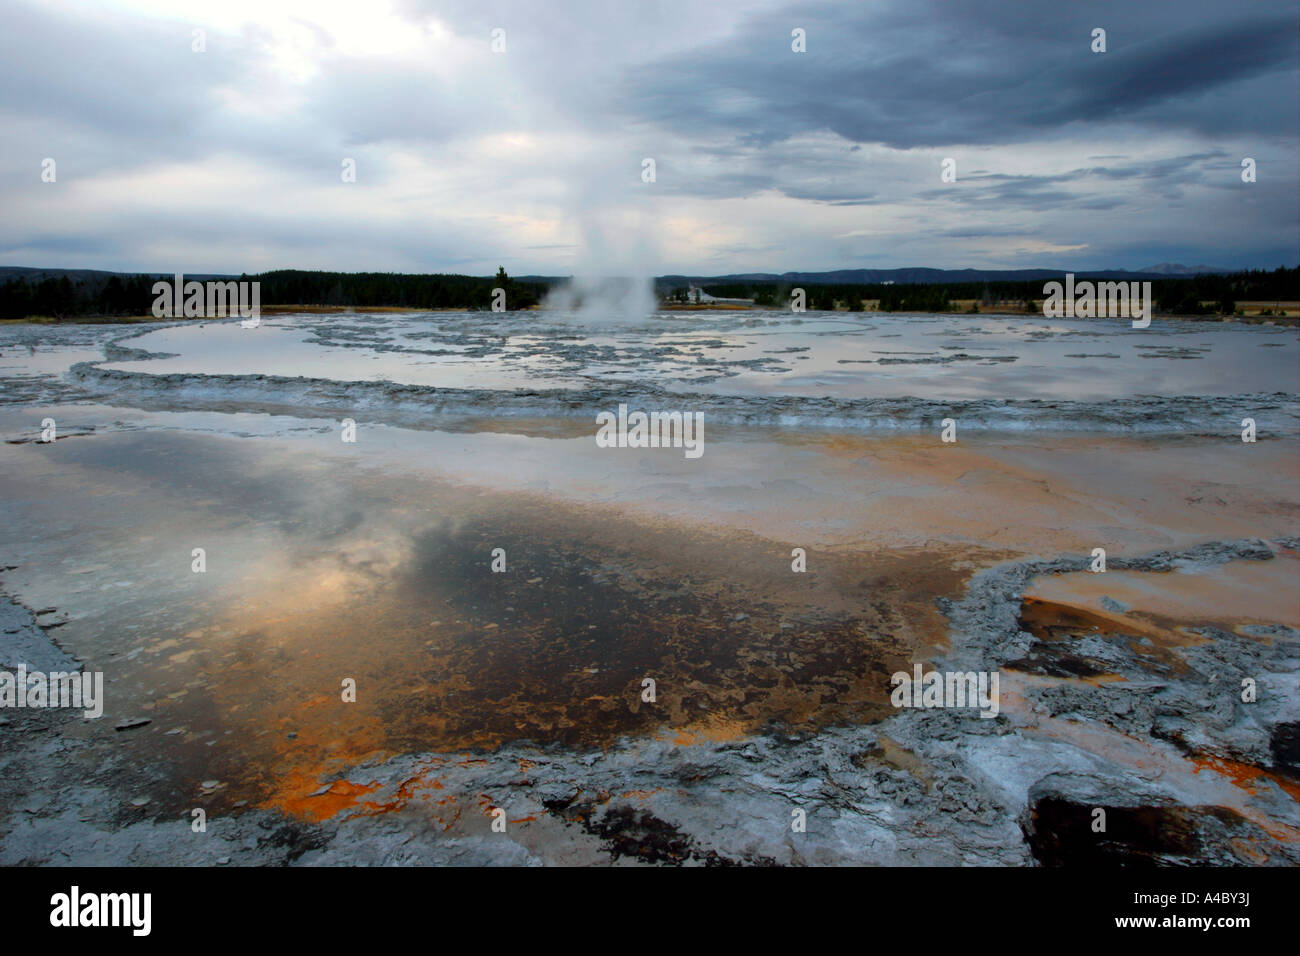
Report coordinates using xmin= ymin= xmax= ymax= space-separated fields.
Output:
xmin=543 ymin=274 xmax=658 ymax=323
xmin=542 ymin=159 xmax=661 ymax=324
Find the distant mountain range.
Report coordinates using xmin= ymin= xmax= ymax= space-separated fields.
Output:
xmin=0 ymin=263 xmax=1241 ymax=287
xmin=1137 ymin=263 xmax=1233 ymax=276
xmin=654 ymin=265 xmax=1236 ymax=287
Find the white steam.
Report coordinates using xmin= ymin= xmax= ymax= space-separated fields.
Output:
xmin=541 ymin=154 xmax=662 ymax=324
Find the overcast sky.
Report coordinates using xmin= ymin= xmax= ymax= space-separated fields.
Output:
xmin=1 ymin=0 xmax=1297 ymax=276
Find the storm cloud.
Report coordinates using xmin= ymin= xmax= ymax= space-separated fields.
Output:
xmin=0 ymin=0 xmax=1295 ymax=274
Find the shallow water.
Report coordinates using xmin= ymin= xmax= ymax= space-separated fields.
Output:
xmin=2 ymin=315 xmax=1299 ymax=865
xmin=96 ymin=310 xmax=1300 ymax=402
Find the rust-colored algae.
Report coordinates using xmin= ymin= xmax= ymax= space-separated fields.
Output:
xmin=280 ymin=776 xmax=381 ymax=822
xmin=176 ymin=489 xmax=981 ymax=820
xmin=1193 ymin=754 xmax=1300 ymax=805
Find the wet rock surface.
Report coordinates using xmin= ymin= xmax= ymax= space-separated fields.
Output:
xmin=3 ymin=538 xmax=1296 ymax=866
xmin=67 ymin=357 xmax=1300 ymax=438
xmin=30 ymin=314 xmax=1300 ymax=437
xmin=0 ymin=596 xmax=80 ymax=674
xmin=1022 ymin=773 xmax=1271 ymax=866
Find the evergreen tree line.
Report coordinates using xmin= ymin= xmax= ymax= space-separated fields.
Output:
xmin=700 ymin=266 xmax=1299 ymax=312
xmin=1 ymin=266 xmax=1295 ymax=320
xmin=0 ymin=274 xmax=159 ymax=319
xmin=253 ymin=268 xmax=546 ymax=311
xmin=0 ymin=268 xmax=548 ymax=319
